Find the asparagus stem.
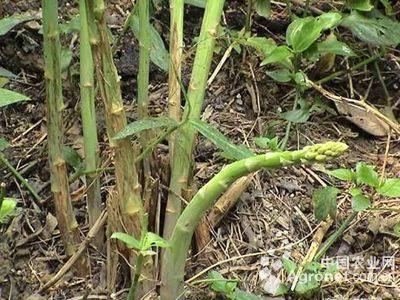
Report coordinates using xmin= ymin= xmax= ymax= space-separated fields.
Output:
xmin=161 ymin=142 xmax=348 ymax=299
xmin=42 ymin=0 xmax=87 ymax=273
xmin=164 ymin=0 xmax=185 ymax=240
xmin=79 ymin=0 xmax=103 ymax=250
xmin=164 ymin=0 xmax=226 ymax=241
xmin=88 ymin=0 xmax=143 ymax=235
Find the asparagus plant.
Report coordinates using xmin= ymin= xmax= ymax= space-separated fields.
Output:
xmin=42 ymin=0 xmax=87 ymax=272
xmin=79 ymin=0 xmax=103 ymax=249
xmin=164 ymin=0 xmax=185 ymax=238
xmin=161 ymin=141 xmax=348 ymax=299
xmin=87 ymin=0 xmax=143 ymax=236
xmin=164 ymin=0 xmax=226 ymax=239
xmin=137 ymin=0 xmax=153 ymax=210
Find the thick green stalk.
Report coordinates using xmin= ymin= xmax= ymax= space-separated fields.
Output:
xmin=88 ymin=0 xmax=143 ymax=236
xmin=42 ymin=0 xmax=87 ymax=272
xmin=164 ymin=0 xmax=185 ymax=239
xmin=164 ymin=0 xmax=226 ymax=240
xmin=137 ymin=0 xmax=150 ymax=120
xmin=79 ymin=0 xmax=103 ymax=250
xmin=161 ymin=142 xmax=348 ymax=299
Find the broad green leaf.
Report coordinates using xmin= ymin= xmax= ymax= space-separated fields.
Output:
xmin=245 ymin=36 xmax=276 ymax=56
xmin=143 ymin=232 xmax=169 ymax=250
xmin=394 ymin=223 xmax=400 ymax=237
xmin=279 ymin=107 xmax=310 ymax=123
xmin=190 ymin=119 xmax=254 ymax=161
xmin=352 ymin=194 xmax=371 ymax=212
xmin=111 ymin=232 xmax=141 ymax=250
xmin=347 ymin=0 xmax=374 ymax=11
xmin=282 ymin=257 xmax=297 ymax=275
xmin=254 ymin=136 xmax=278 ymax=150
xmin=0 ymin=88 xmax=30 ymax=107
xmin=0 ymin=15 xmax=36 ymax=36
xmin=274 ymin=283 xmax=289 ymax=296
xmin=376 ymin=178 xmax=400 ymax=197
xmin=266 ymin=69 xmax=292 ymax=83
xmin=355 ymin=162 xmax=380 ymax=188
xmin=0 ymin=198 xmax=17 ymax=223
xmin=261 ymin=46 xmax=293 ymax=68
xmin=350 ymin=187 xmax=362 ymax=196
xmin=0 ymin=138 xmax=10 ymax=151
xmin=341 ymin=10 xmax=400 ymax=46
xmin=0 ymin=67 xmax=16 ymax=78
xmin=317 ymin=40 xmax=355 ymax=56
xmin=63 ymin=146 xmax=82 ymax=169
xmin=61 ymin=47 xmax=73 ymax=72
xmin=286 ymin=17 xmax=322 ymax=53
xmin=184 ymin=0 xmax=206 ymax=8
xmin=254 ymin=0 xmax=271 ymax=19
xmin=316 ymin=12 xmax=343 ymax=30
xmin=208 ymin=271 xmax=237 ymax=299
xmin=304 ymin=262 xmax=323 ymax=272
xmin=295 ymin=271 xmax=320 ymax=294
xmin=130 ymin=15 xmax=169 ymax=71
xmin=328 ymin=168 xmax=356 ymax=181
xmin=312 ymin=186 xmax=339 ymax=220
xmin=59 ymin=15 xmax=81 ymax=35
xmin=113 ymin=117 xmax=178 ymax=140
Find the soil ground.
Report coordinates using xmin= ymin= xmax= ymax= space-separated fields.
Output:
xmin=0 ymin=1 xmax=399 ymax=299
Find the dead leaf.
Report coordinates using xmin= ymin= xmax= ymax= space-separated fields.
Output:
xmin=335 ymin=101 xmax=390 ymax=136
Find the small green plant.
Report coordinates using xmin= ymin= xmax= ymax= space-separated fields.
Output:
xmin=111 ymin=214 xmax=169 ymax=300
xmin=313 ymin=162 xmax=400 ymax=220
xmin=0 ymin=183 xmax=17 ymax=224
xmin=206 ymin=271 xmax=262 ymax=300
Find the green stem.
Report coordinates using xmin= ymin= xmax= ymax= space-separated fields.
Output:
xmin=164 ymin=0 xmax=226 ymax=242
xmin=42 ymin=0 xmax=87 ymax=272
xmin=137 ymin=0 xmax=150 ymax=120
xmin=0 ymin=154 xmax=41 ymax=202
xmin=127 ymin=253 xmax=144 ymax=300
xmin=79 ymin=0 xmax=103 ymax=249
xmin=314 ymin=211 xmax=358 ymax=261
xmin=161 ymin=142 xmax=348 ymax=299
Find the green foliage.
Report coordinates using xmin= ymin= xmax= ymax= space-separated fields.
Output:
xmin=355 ymin=162 xmax=380 ymax=188
xmin=393 ymin=223 xmax=400 ymax=237
xmin=63 ymin=146 xmax=83 ymax=170
xmin=351 ymin=193 xmax=371 ymax=212
xmin=184 ymin=0 xmax=206 ymax=8
xmin=190 ymin=119 xmax=254 ymax=160
xmin=312 ymin=186 xmax=339 ymax=220
xmin=328 ymin=168 xmax=356 ymax=181
xmin=282 ymin=257 xmax=297 ymax=275
xmin=341 ymin=10 xmax=400 ymax=46
xmin=0 ymin=67 xmax=16 ymax=78
xmin=317 ymin=39 xmax=355 ymax=56
xmin=0 ymin=15 xmax=36 ymax=36
xmin=286 ymin=17 xmax=323 ymax=53
xmin=347 ymin=0 xmax=374 ymax=11
xmin=254 ymin=0 xmax=271 ymax=19
xmin=129 ymin=14 xmax=170 ymax=71
xmin=114 ymin=117 xmax=178 ymax=140
xmin=254 ymin=136 xmax=279 ymax=151
xmin=0 ymin=138 xmax=10 ymax=151
xmin=207 ymin=271 xmax=263 ymax=300
xmin=111 ymin=217 xmax=169 ymax=256
xmin=0 ymin=88 xmax=30 ymax=108
xmin=376 ymin=179 xmax=400 ymax=197
xmin=0 ymin=198 xmax=17 ymax=223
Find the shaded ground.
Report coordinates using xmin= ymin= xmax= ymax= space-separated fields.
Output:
xmin=1 ymin=1 xmax=400 ymax=299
